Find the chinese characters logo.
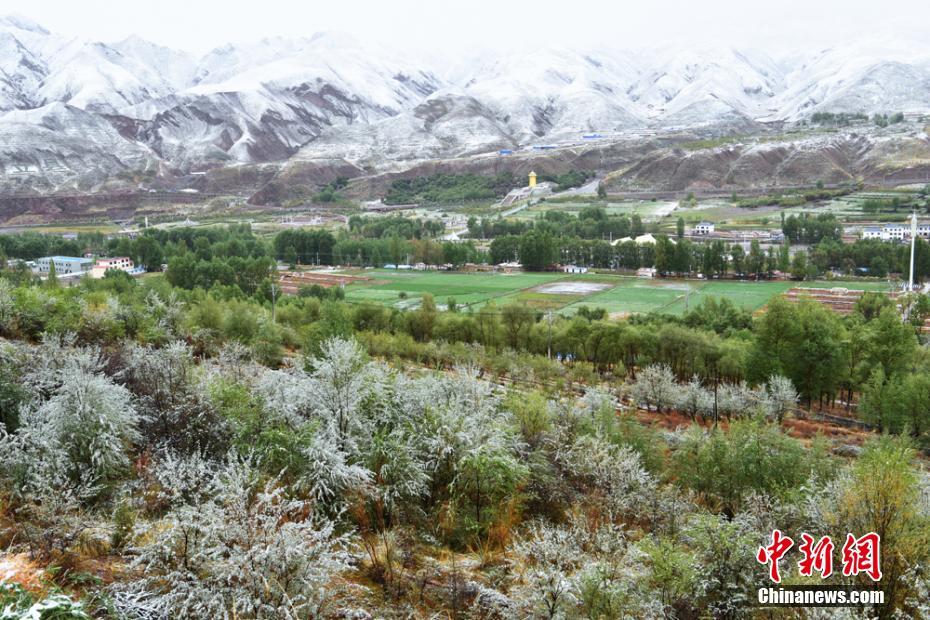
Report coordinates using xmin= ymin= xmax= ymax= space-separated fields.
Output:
xmin=756 ymin=530 xmax=882 ymax=583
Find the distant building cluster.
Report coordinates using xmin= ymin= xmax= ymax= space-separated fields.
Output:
xmin=861 ymin=223 xmax=930 ymax=242
xmin=32 ymin=255 xmax=143 ymax=282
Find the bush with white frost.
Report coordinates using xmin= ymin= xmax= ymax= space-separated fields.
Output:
xmin=509 ymin=516 xmax=661 ymax=618
xmin=630 ymin=364 xmax=676 ymax=412
xmin=4 ymin=364 xmax=138 ymax=491
xmin=675 ymin=375 xmax=713 ymax=421
xmin=129 ymin=458 xmax=351 ymax=620
xmin=559 ymin=434 xmax=657 ymax=521
xmin=763 ymin=374 xmax=799 ymax=422
xmin=307 ymin=337 xmax=376 ymax=451
xmin=121 ymin=341 xmax=228 ymax=454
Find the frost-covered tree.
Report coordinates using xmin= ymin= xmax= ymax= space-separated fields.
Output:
xmin=676 ymin=375 xmax=712 ymax=421
xmin=254 ymin=367 xmax=317 ymax=427
xmin=308 ymin=337 xmax=376 ymax=451
xmin=682 ymin=513 xmax=760 ymax=617
xmin=145 ymin=449 xmax=218 ymax=510
xmin=366 ymin=429 xmax=429 ymax=525
xmin=299 ymin=431 xmax=372 ymax=508
xmin=763 ymin=374 xmax=799 ymax=422
xmin=451 ymin=442 xmax=528 ymax=535
xmin=559 ymin=434 xmax=657 ymax=521
xmin=145 ymin=290 xmax=185 ymax=340
xmin=129 ymin=458 xmax=351 ymax=620
xmin=121 ymin=342 xmax=228 ymax=454
xmin=630 ymin=364 xmax=676 ymax=412
xmin=7 ymin=365 xmax=138 ymax=491
xmin=510 ymin=516 xmax=660 ymax=619
xmin=716 ymin=380 xmax=758 ymax=420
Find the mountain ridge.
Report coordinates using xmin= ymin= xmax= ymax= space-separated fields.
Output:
xmin=1 ymin=16 xmax=929 ymax=194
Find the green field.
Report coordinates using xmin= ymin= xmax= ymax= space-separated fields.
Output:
xmin=345 ymin=270 xmax=566 ymax=309
xmin=341 ymin=269 xmax=895 ymax=315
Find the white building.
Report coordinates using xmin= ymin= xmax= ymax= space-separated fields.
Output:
xmin=862 ymin=223 xmax=930 ymax=242
xmin=693 ymin=221 xmax=715 ymax=235
xmin=562 ymin=265 xmax=588 ymax=274
xmin=35 ymin=256 xmax=93 ymax=276
xmin=91 ymin=257 xmax=136 ymax=279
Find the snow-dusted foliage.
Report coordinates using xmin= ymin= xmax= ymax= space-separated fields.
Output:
xmin=366 ymin=429 xmax=430 ymax=517
xmin=630 ymin=364 xmax=676 ymax=411
xmin=559 ymin=434 xmax=657 ymax=520
xmin=144 ymin=290 xmax=185 ymax=340
xmin=129 ymin=458 xmax=351 ymax=620
xmin=3 ymin=361 xmax=138 ymax=491
xmin=254 ymin=367 xmax=317 ymax=427
xmin=299 ymin=432 xmax=372 ymax=506
xmin=510 ymin=516 xmax=660 ymax=618
xmin=762 ymin=374 xmax=799 ymax=422
xmin=716 ymin=380 xmax=758 ymax=420
xmin=681 ymin=513 xmax=762 ymax=617
xmin=121 ymin=341 xmax=228 ymax=452
xmin=308 ymin=337 xmax=376 ymax=451
xmin=145 ymin=450 xmax=218 ymax=509
xmin=675 ymin=375 xmax=713 ymax=421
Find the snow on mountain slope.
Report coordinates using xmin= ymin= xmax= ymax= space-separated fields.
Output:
xmin=2 ymin=14 xmax=930 ymax=192
xmin=294 ymin=91 xmax=517 ymax=163
xmin=630 ymin=46 xmax=784 ymax=125
xmin=772 ymin=43 xmax=930 ymax=120
xmin=0 ymin=30 xmax=46 ymax=110
xmin=459 ymin=47 xmax=645 ymax=141
xmin=0 ymin=102 xmax=155 ymax=192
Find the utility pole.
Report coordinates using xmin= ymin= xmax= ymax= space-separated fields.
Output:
xmin=547 ymin=311 xmax=553 ymax=360
xmin=909 ymin=209 xmax=917 ymax=292
xmin=270 ymin=281 xmax=278 ymax=323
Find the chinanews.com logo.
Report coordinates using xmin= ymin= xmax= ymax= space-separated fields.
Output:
xmin=753 ymin=529 xmax=885 ymax=607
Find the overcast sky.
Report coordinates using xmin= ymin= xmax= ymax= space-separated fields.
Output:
xmin=2 ymin=0 xmax=928 ymax=55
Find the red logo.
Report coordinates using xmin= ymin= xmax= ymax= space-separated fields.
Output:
xmin=798 ymin=533 xmax=834 ymax=578
xmin=841 ymin=533 xmax=882 ymax=581
xmin=758 ymin=531 xmax=881 ymax=583
xmin=756 ymin=529 xmax=794 ymax=583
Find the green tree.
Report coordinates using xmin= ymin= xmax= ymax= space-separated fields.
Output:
xmin=519 ymin=231 xmax=557 ymax=271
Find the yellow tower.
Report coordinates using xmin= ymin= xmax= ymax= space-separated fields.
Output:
xmin=528 ymin=171 xmax=537 ymax=188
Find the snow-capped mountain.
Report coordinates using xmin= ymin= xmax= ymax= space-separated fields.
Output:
xmin=1 ymin=15 xmax=930 ymax=193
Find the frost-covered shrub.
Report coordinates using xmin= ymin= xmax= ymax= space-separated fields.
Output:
xmin=559 ymin=434 xmax=657 ymax=522
xmin=307 ymin=337 xmax=376 ymax=451
xmin=762 ymin=374 xmax=799 ymax=422
xmin=675 ymin=375 xmax=712 ymax=421
xmin=509 ymin=516 xmax=660 ymax=619
xmin=0 ymin=583 xmax=90 ymax=619
xmin=716 ymin=380 xmax=759 ymax=420
xmin=254 ymin=367 xmax=317 ymax=427
xmin=630 ymin=364 xmax=676 ymax=411
xmin=130 ymin=458 xmax=351 ymax=620
xmin=122 ymin=342 xmax=229 ymax=454
xmin=7 ymin=364 xmax=138 ymax=491
xmin=682 ymin=513 xmax=760 ymax=617
xmin=299 ymin=431 xmax=372 ymax=508
xmin=145 ymin=450 xmax=218 ymax=510
xmin=365 ymin=429 xmax=429 ymax=523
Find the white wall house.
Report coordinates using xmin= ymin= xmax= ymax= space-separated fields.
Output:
xmin=693 ymin=221 xmax=715 ymax=235
xmin=35 ymin=256 xmax=93 ymax=276
xmin=91 ymin=257 xmax=136 ymax=279
xmin=562 ymin=265 xmax=588 ymax=274
xmin=862 ymin=223 xmax=930 ymax=242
